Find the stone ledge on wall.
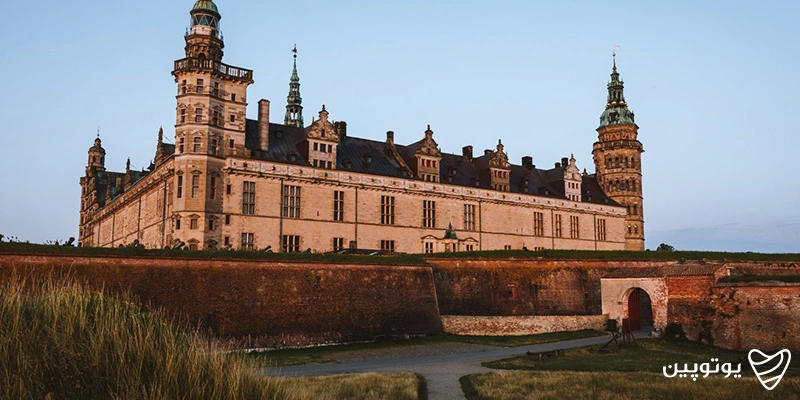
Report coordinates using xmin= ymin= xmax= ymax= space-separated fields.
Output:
xmin=441 ymin=314 xmax=608 ymax=336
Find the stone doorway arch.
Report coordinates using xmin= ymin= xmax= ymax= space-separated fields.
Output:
xmin=625 ymin=287 xmax=653 ymax=331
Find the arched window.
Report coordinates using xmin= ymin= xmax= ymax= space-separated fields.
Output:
xmin=615 ymin=157 xmax=620 ymax=168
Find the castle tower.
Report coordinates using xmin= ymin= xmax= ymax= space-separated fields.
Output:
xmin=171 ymin=0 xmax=254 ymax=250
xmin=79 ymin=135 xmax=106 ymax=246
xmin=593 ymin=55 xmax=645 ymax=250
xmin=284 ymin=46 xmax=304 ymax=128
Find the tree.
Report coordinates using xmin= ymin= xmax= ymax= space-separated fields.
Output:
xmin=656 ymin=243 xmax=675 ymax=252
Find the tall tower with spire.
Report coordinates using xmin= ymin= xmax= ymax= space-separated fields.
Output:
xmin=285 ymin=45 xmax=304 ymax=128
xmin=593 ymin=52 xmax=645 ymax=250
xmin=170 ymin=0 xmax=254 ymax=250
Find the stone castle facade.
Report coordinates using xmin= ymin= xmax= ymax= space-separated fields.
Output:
xmin=79 ymin=1 xmax=645 ymax=253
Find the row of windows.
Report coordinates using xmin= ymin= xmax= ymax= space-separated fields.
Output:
xmin=177 ymin=137 xmax=234 ymax=155
xmin=312 ymin=142 xmax=334 ymax=153
xmin=181 ymin=79 xmax=238 ymax=102
xmin=607 ymin=179 xmax=638 ymax=193
xmin=179 ymin=107 xmax=235 ymax=126
xmin=604 ymin=156 xmax=638 ymax=169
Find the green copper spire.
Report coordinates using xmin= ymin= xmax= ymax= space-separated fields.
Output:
xmin=598 ymin=52 xmax=636 ymax=128
xmin=192 ymin=0 xmax=220 ymax=16
xmin=284 ymin=45 xmax=304 ymax=128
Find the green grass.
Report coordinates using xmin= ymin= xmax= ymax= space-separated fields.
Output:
xmin=469 ymin=339 xmax=800 ymax=399
xmin=483 ymin=338 xmax=800 ymax=376
xmin=719 ymin=274 xmax=800 ymax=283
xmin=282 ymin=373 xmax=424 ymax=400
xmin=0 ymin=272 xmax=426 ymax=400
xmin=236 ymin=330 xmax=607 ymax=368
xmin=3 ymin=241 xmax=799 ymax=263
xmin=461 ymin=371 xmax=800 ymax=400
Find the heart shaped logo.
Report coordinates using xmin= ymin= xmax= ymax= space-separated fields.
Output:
xmin=748 ymin=349 xmax=792 ymax=391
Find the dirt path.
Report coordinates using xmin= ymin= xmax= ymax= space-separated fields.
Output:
xmin=261 ymin=334 xmax=648 ymax=400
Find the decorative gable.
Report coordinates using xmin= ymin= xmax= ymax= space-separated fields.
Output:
xmin=489 ymin=140 xmax=510 ymax=191
xmin=306 ymin=105 xmax=339 ymax=142
xmin=414 ymin=125 xmax=442 ymax=182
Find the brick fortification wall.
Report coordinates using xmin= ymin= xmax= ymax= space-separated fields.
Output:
xmin=429 ymin=259 xmax=674 ymax=316
xmin=0 ymin=255 xmax=442 ymax=348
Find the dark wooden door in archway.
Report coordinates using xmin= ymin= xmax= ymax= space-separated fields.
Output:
xmin=628 ymin=289 xmax=642 ymax=331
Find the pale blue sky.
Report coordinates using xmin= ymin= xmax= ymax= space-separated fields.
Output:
xmin=0 ymin=1 xmax=797 ymax=252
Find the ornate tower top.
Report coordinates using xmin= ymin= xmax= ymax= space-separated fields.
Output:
xmin=285 ymin=45 xmax=304 ymax=128
xmin=598 ymin=51 xmax=636 ymax=128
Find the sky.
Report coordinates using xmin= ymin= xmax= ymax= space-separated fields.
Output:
xmin=0 ymin=0 xmax=798 ymax=252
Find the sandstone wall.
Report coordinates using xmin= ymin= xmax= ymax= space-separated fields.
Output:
xmin=0 ymin=255 xmax=442 ymax=348
xmin=441 ymin=315 xmax=608 ymax=336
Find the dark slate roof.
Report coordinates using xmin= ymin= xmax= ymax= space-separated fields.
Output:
xmin=603 ymin=264 xmax=726 ymax=279
xmin=243 ymin=119 xmax=619 ymax=205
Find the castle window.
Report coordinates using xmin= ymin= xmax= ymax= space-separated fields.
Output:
xmin=242 ymin=181 xmax=255 ymax=215
xmin=226 ymin=184 xmax=231 ymax=195
xmin=212 ymin=111 xmax=219 ymax=126
xmin=195 ymin=108 xmax=202 ymax=123
xmin=624 ymin=158 xmax=629 ymax=168
xmin=596 ymin=218 xmax=607 ymax=241
xmin=175 ymin=217 xmax=181 ymax=230
xmin=212 ymin=82 xmax=219 ymax=97
xmin=180 ymin=108 xmax=186 ymax=123
xmin=555 ymin=214 xmax=563 ymax=238
xmin=179 ymin=138 xmax=185 ymax=153
xmin=208 ymin=219 xmax=215 ymax=231
xmin=282 ymin=235 xmax=300 ymax=253
xmin=634 ymin=225 xmax=639 ymax=234
xmin=381 ymin=196 xmax=395 ymax=225
xmin=191 ymin=175 xmax=200 ymax=198
xmin=230 ymin=114 xmax=235 ymax=123
xmin=313 ymin=143 xmax=318 ymax=151
xmin=177 ymin=176 xmax=183 ymax=198
xmin=422 ymin=200 xmax=436 ymax=228
xmin=633 ymin=204 xmax=639 ymax=216
xmin=631 ymin=157 xmax=636 ymax=168
xmin=225 ymin=214 xmax=230 ymax=225
xmin=380 ymin=240 xmax=395 ymax=253
xmin=465 ymin=244 xmax=474 ymax=251
xmin=333 ymin=237 xmax=345 ymax=252
xmin=224 ymin=236 xmax=230 ymax=246
xmin=570 ymin=216 xmax=580 ymax=239
xmin=196 ymin=79 xmax=204 ymax=94
xmin=424 ymin=242 xmax=434 ymax=254
xmin=231 ymin=93 xmax=236 ymax=102
xmin=229 ymin=139 xmax=234 ymax=148
xmin=504 ymin=245 xmax=512 ymax=250
xmin=615 ymin=157 xmax=620 ymax=168
xmin=464 ymin=204 xmax=476 ymax=231
xmin=282 ymin=185 xmax=301 ymax=219
xmin=193 ymin=137 xmax=201 ymax=153
xmin=628 ymin=225 xmax=632 ymax=234
xmin=631 ymin=180 xmax=637 ymax=192
xmin=190 ymin=217 xmax=198 ymax=230
xmin=533 ymin=212 xmax=544 ymax=237
xmin=333 ymin=190 xmax=344 ymax=222
xmin=507 ymin=284 xmax=517 ymax=299
xmin=181 ymin=80 xmax=187 ymax=94
xmin=241 ymin=233 xmax=254 ymax=250
xmin=209 ymin=176 xmax=216 ymax=199
xmin=210 ymin=139 xmax=218 ymax=155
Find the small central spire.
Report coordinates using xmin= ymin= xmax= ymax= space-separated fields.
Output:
xmin=285 ymin=44 xmax=304 ymax=128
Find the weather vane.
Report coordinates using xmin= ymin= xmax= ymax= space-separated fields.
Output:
xmin=292 ymin=44 xmax=298 ymax=60
xmin=613 ymin=45 xmax=620 ymax=58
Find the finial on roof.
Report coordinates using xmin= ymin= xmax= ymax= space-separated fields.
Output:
xmin=612 ymin=45 xmax=620 ymax=71
xmin=292 ymin=44 xmax=297 ymax=60
xmin=97 ymin=126 xmax=100 ymax=139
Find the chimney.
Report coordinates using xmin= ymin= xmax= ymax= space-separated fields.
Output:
xmin=484 ymin=149 xmax=493 ymax=156
xmin=258 ymin=99 xmax=270 ymax=151
xmin=555 ymin=162 xmax=561 ymax=168
xmin=561 ymin=157 xmax=569 ymax=166
xmin=462 ymin=145 xmax=473 ymax=160
xmin=334 ymin=121 xmax=347 ymax=140
xmin=522 ymin=156 xmax=533 ymax=168
xmin=386 ymin=131 xmax=394 ymax=145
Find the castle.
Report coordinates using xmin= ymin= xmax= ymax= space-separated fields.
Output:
xmin=79 ymin=1 xmax=645 ymax=252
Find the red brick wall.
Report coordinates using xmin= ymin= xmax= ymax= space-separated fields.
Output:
xmin=428 ymin=259 xmax=674 ymax=316
xmin=0 ymin=255 xmax=442 ymax=348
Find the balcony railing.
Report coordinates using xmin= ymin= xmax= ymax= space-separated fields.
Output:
xmin=173 ymin=58 xmax=253 ymax=82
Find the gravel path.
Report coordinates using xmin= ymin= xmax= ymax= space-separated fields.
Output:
xmin=261 ymin=333 xmax=649 ymax=400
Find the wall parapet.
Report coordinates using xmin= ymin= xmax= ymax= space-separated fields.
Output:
xmin=441 ymin=315 xmax=608 ymax=336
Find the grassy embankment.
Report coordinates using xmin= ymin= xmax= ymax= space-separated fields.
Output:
xmin=462 ymin=339 xmax=800 ymax=400
xmin=0 ymin=272 xmax=422 ymax=400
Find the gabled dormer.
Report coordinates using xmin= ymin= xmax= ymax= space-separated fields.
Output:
xmin=306 ymin=105 xmax=339 ymax=169
xmin=414 ymin=125 xmax=442 ymax=182
xmin=564 ymin=154 xmax=582 ymax=202
xmin=489 ymin=140 xmax=510 ymax=191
